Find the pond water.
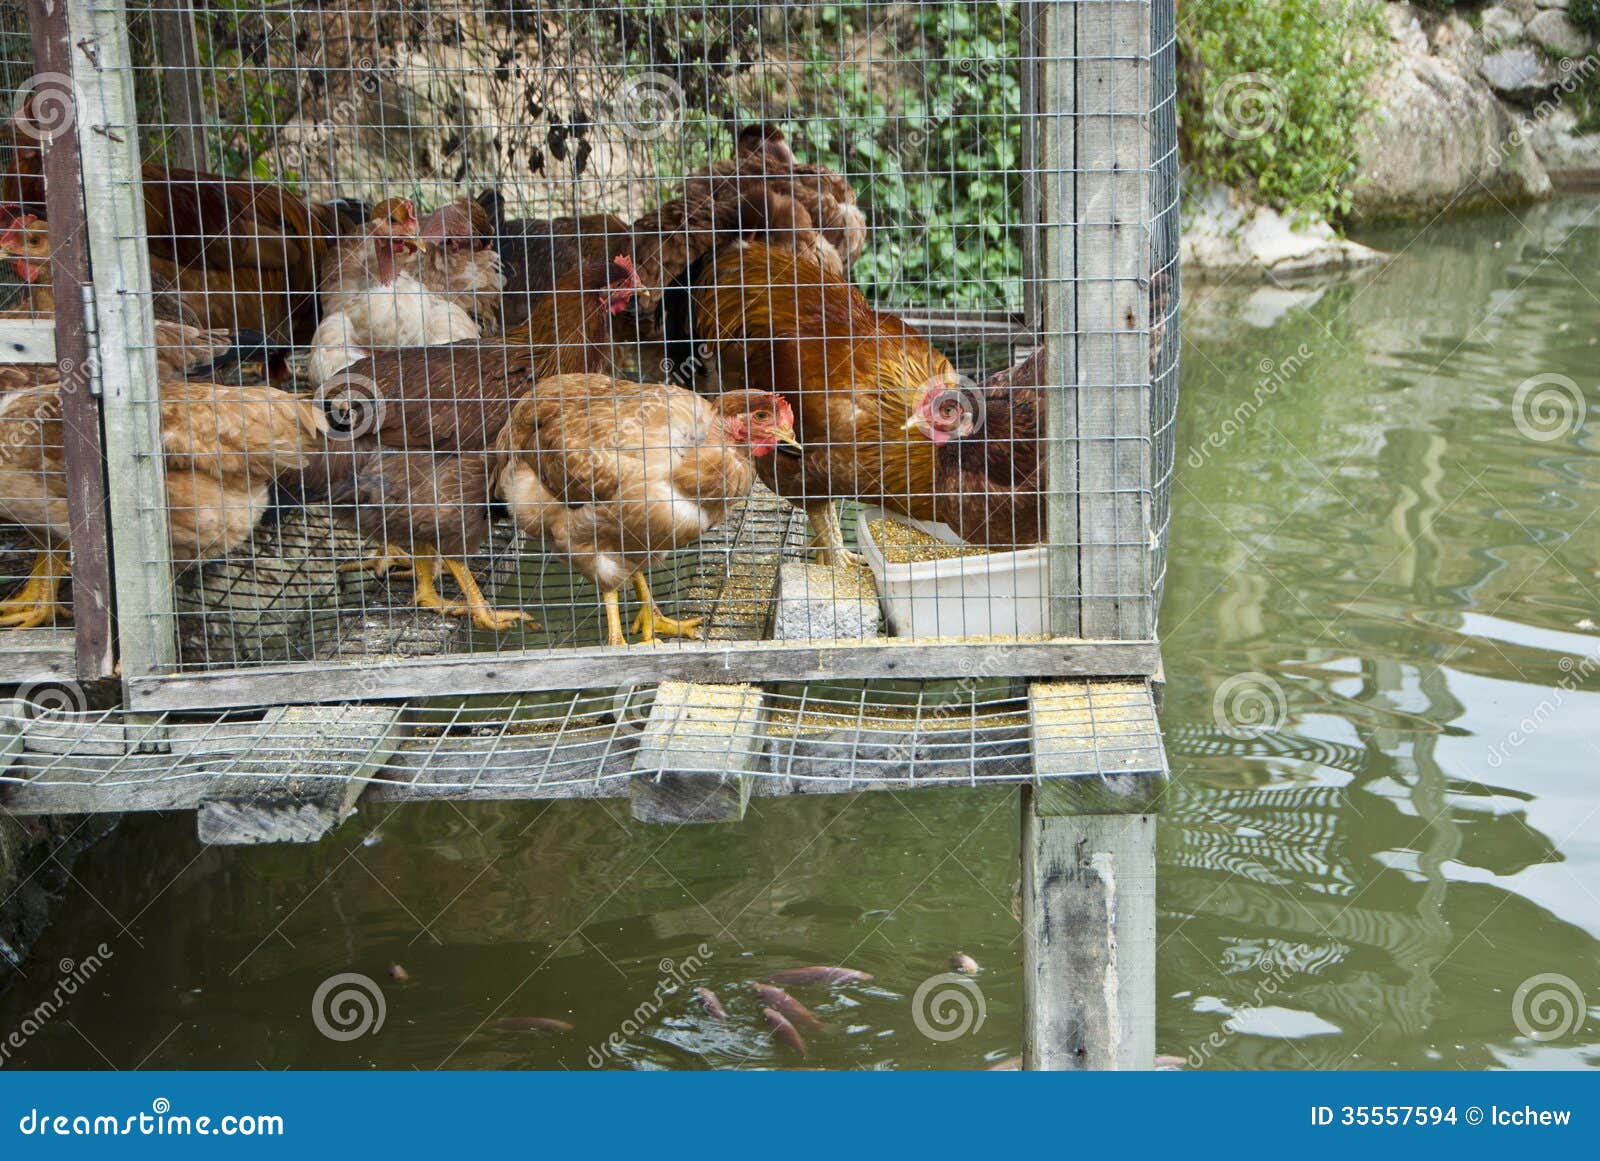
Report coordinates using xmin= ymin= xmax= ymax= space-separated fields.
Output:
xmin=3 ymin=197 xmax=1598 ymax=1070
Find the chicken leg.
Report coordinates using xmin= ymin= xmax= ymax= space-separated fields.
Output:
xmin=340 ymin=543 xmax=414 ymax=579
xmin=805 ymin=500 xmax=866 ymax=569
xmin=629 ymin=572 xmax=702 ymax=644
xmin=411 ymin=545 xmax=538 ymax=633
xmin=0 ymin=549 xmax=72 ymax=630
xmin=602 ymin=588 xmax=628 ymax=648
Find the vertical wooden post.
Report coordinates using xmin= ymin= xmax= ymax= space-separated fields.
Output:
xmin=1072 ymin=0 xmax=1153 ymax=640
xmin=1022 ymin=680 xmax=1164 ymax=1070
xmin=66 ymin=0 xmax=176 ymax=681
xmin=152 ymin=0 xmax=209 ymax=171
xmin=28 ymin=0 xmax=116 ymax=679
xmin=1038 ymin=0 xmax=1079 ymax=638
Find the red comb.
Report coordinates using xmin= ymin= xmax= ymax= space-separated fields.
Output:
xmin=612 ymin=253 xmax=639 ymax=281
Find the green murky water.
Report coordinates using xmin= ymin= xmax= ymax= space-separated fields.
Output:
xmin=3 ymin=198 xmax=1598 ymax=1070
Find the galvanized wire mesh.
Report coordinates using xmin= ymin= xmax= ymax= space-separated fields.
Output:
xmin=0 ymin=0 xmax=1177 ymax=706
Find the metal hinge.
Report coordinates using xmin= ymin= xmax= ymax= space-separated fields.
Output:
xmin=79 ymin=282 xmax=102 ymax=397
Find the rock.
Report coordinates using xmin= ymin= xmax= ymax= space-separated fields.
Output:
xmin=1536 ymin=0 xmax=1570 ymax=10
xmin=1529 ymin=105 xmax=1600 ymax=185
xmin=1385 ymin=3 xmax=1429 ymax=56
xmin=1481 ymin=47 xmax=1559 ymax=102
xmin=1505 ymin=0 xmax=1540 ymax=19
xmin=1526 ymin=10 xmax=1590 ymax=59
xmin=1353 ymin=44 xmax=1552 ymax=219
xmin=1181 ymin=183 xmax=1385 ymax=284
xmin=1480 ymin=5 xmax=1526 ymax=47
xmin=771 ymin=561 xmax=881 ymax=641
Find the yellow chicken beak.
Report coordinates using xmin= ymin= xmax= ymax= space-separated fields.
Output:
xmin=902 ymin=414 xmax=923 ymax=432
xmin=774 ymin=429 xmax=803 ymax=450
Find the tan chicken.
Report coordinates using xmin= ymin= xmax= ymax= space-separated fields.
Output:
xmin=0 ymin=381 xmax=327 ymax=629
xmin=287 ymin=257 xmax=643 ymax=631
xmin=493 ymin=374 xmax=797 ymax=646
xmin=308 ymin=198 xmax=481 ymax=386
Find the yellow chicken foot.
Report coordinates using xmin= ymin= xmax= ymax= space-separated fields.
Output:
xmin=805 ymin=501 xmax=866 ymax=569
xmin=411 ymin=553 xmax=467 ymax=618
xmin=339 ymin=543 xmax=414 ymax=579
xmin=0 ymin=550 xmax=72 ymax=630
xmin=629 ymin=573 xmax=702 ymax=644
xmin=602 ymin=588 xmax=629 ymax=647
xmin=440 ymin=558 xmax=538 ymax=633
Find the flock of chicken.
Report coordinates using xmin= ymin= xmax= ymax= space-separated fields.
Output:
xmin=0 ymin=120 xmax=1044 ymax=645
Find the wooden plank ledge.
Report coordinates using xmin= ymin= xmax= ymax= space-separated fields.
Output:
xmin=194 ymin=705 xmax=408 ymax=845
xmin=629 ymin=681 xmax=765 ymax=823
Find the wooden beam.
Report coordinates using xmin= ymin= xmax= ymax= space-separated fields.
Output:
xmin=1072 ymin=1 xmax=1153 ymax=640
xmin=0 ymin=629 xmax=78 ymax=685
xmin=194 ymin=705 xmax=407 ymax=845
xmin=1038 ymin=0 xmax=1079 ymax=637
xmin=1021 ymin=791 xmax=1156 ymax=1070
xmin=1022 ymin=677 xmax=1164 ymax=1070
xmin=152 ymin=0 xmax=209 ymax=171
xmin=629 ymin=681 xmax=764 ymax=824
xmin=66 ymin=0 xmax=176 ymax=681
xmin=126 ymin=638 xmax=1165 ymax=712
xmin=30 ymin=0 xmax=117 ymax=679
xmin=0 ymin=319 xmax=56 ymax=364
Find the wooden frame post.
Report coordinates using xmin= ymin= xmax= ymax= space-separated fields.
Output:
xmin=152 ymin=0 xmax=209 ymax=171
xmin=66 ymin=0 xmax=176 ymax=680
xmin=28 ymin=0 xmax=117 ymax=679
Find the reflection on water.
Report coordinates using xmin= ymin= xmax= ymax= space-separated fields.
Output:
xmin=3 ymin=200 xmax=1599 ymax=1070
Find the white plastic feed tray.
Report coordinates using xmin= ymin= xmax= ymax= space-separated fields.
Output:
xmin=855 ymin=507 xmax=1050 ymax=638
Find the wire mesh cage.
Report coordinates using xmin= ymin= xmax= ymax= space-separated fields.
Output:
xmin=0 ymin=0 xmax=1177 ymax=713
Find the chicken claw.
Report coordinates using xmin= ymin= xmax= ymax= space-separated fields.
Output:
xmin=0 ymin=550 xmax=72 ymax=630
xmin=805 ymin=501 xmax=867 ymax=570
xmin=340 ymin=544 xmax=414 ymax=579
xmin=630 ymin=574 xmax=701 ymax=643
xmin=436 ymin=557 xmax=539 ymax=633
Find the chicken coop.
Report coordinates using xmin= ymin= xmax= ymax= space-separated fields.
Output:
xmin=0 ymin=0 xmax=1178 ymax=1067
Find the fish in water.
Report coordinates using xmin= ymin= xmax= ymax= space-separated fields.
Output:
xmin=987 ymin=1055 xmax=1022 ymax=1071
xmin=762 ymin=1006 xmax=808 ymax=1058
xmin=767 ymin=966 xmax=873 ymax=987
xmin=751 ymin=983 xmax=823 ymax=1031
xmin=387 ymin=963 xmax=411 ymax=983
xmin=951 ymin=952 xmax=980 ymax=975
xmin=696 ymin=987 xmax=727 ymax=1021
xmin=490 ymin=1017 xmax=574 ymax=1033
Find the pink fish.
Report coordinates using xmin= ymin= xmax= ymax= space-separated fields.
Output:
xmin=696 ymin=987 xmax=727 ymax=1021
xmin=751 ymin=983 xmax=823 ymax=1030
xmin=767 ymin=966 xmax=873 ymax=987
xmin=762 ymin=1006 xmax=809 ymax=1058
xmin=490 ymin=1016 xmax=573 ymax=1033
xmin=951 ymin=952 xmax=980 ymax=975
